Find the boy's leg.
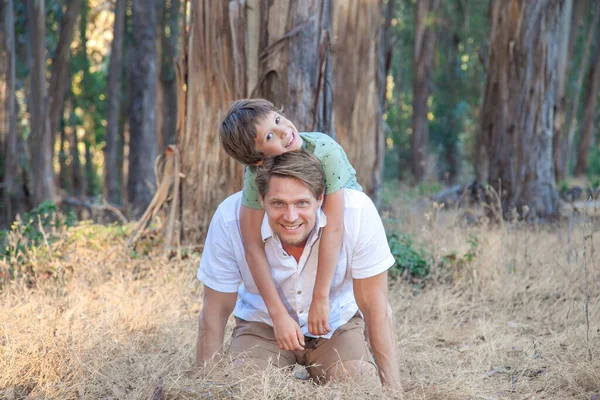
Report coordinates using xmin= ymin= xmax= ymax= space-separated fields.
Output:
xmin=305 ymin=314 xmax=379 ymax=385
xmin=229 ymin=318 xmax=297 ymax=370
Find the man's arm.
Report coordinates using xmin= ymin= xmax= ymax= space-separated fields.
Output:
xmin=196 ymin=286 xmax=238 ymax=366
xmin=353 ymin=272 xmax=402 ymax=391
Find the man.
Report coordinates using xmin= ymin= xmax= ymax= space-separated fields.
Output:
xmin=196 ymin=151 xmax=401 ymax=389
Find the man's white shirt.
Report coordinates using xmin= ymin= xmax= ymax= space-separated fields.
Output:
xmin=197 ymin=189 xmax=395 ymax=339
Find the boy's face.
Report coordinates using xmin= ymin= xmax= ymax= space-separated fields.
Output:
xmin=254 ymin=111 xmax=303 ymax=160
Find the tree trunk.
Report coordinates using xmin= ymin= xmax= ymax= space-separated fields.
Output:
xmin=128 ymin=0 xmax=158 ymax=217
xmin=27 ymin=0 xmax=54 ymax=206
xmin=181 ymin=0 xmax=335 ymax=244
xmin=573 ymin=21 xmax=600 ymax=177
xmin=410 ymin=0 xmax=440 ymax=182
xmin=47 ymin=0 xmax=81 ymax=155
xmin=441 ymin=30 xmax=461 ymax=185
xmin=374 ymin=0 xmax=395 ymax=209
xmin=551 ymin=0 xmax=572 ymax=181
xmin=156 ymin=0 xmax=179 ymax=154
xmin=1 ymin=0 xmax=23 ymax=222
xmin=563 ymin=4 xmax=599 ymax=176
xmin=68 ymin=100 xmax=84 ymax=197
xmin=483 ymin=0 xmax=560 ymax=220
xmin=331 ymin=0 xmax=385 ymax=197
xmin=105 ymin=0 xmax=126 ymax=205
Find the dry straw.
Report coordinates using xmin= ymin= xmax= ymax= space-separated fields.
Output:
xmin=1 ymin=195 xmax=599 ymax=399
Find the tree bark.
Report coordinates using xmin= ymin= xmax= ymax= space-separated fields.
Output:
xmin=482 ymin=0 xmax=560 ymax=220
xmin=27 ymin=0 xmax=54 ymax=206
xmin=573 ymin=20 xmax=600 ymax=177
xmin=68 ymin=99 xmax=84 ymax=197
xmin=410 ymin=0 xmax=440 ymax=182
xmin=1 ymin=0 xmax=24 ymax=222
xmin=128 ymin=0 xmax=158 ymax=217
xmin=563 ymin=5 xmax=599 ymax=176
xmin=181 ymin=0 xmax=336 ymax=244
xmin=105 ymin=0 xmax=126 ymax=205
xmin=47 ymin=0 xmax=81 ymax=156
xmin=331 ymin=0 xmax=385 ymax=197
xmin=156 ymin=0 xmax=179 ymax=155
xmin=551 ymin=0 xmax=572 ymax=181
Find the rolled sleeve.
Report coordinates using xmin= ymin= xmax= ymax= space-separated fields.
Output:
xmin=197 ymin=207 xmax=242 ymax=293
xmin=349 ymin=197 xmax=395 ymax=279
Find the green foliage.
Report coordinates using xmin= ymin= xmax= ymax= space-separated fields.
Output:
xmin=586 ymin=147 xmax=600 ymax=180
xmin=387 ymin=232 xmax=431 ymax=280
xmin=1 ymin=201 xmax=76 ymax=264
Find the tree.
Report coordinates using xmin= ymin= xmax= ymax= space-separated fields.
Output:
xmin=47 ymin=0 xmax=81 ymax=155
xmin=128 ymin=0 xmax=158 ymax=217
xmin=27 ymin=0 xmax=54 ymax=206
xmin=105 ymin=0 xmax=126 ymax=205
xmin=156 ymin=0 xmax=179 ymax=155
xmin=1 ymin=0 xmax=25 ymax=222
xmin=573 ymin=19 xmax=600 ymax=177
xmin=332 ymin=0 xmax=386 ymax=200
xmin=181 ymin=0 xmax=338 ymax=244
xmin=481 ymin=0 xmax=561 ymax=220
xmin=410 ymin=0 xmax=440 ymax=182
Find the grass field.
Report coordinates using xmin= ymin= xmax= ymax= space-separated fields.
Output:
xmin=1 ymin=198 xmax=599 ymax=399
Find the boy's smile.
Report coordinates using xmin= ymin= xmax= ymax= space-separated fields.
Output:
xmin=254 ymin=111 xmax=303 ymax=159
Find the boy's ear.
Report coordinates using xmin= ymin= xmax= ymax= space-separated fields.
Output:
xmin=255 ymin=160 xmax=263 ymax=167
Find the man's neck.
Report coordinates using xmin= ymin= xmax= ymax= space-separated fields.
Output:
xmin=282 ymin=242 xmax=306 ymax=263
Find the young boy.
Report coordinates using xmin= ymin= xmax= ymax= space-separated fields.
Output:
xmin=219 ymin=99 xmax=362 ymax=351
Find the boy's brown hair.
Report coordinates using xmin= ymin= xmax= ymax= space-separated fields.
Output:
xmin=255 ymin=151 xmax=325 ymax=201
xmin=219 ymin=99 xmax=280 ymax=166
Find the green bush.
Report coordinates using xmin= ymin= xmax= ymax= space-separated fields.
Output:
xmin=387 ymin=232 xmax=431 ymax=280
xmin=1 ymin=201 xmax=76 ymax=262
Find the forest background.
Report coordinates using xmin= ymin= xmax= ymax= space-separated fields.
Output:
xmin=1 ymin=1 xmax=600 ymax=399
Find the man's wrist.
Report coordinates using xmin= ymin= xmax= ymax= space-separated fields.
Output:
xmin=312 ymin=291 xmax=329 ymax=301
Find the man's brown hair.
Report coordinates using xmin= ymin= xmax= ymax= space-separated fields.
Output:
xmin=255 ymin=151 xmax=325 ymax=200
xmin=219 ymin=99 xmax=280 ymax=166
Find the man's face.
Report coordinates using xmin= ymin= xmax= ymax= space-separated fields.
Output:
xmin=261 ymin=176 xmax=323 ymax=248
xmin=254 ymin=111 xmax=303 ymax=159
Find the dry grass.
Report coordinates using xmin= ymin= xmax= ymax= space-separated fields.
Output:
xmin=1 ymin=200 xmax=599 ymax=400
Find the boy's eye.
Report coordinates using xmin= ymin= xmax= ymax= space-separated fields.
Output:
xmin=275 ymin=116 xmax=280 ymax=124
xmin=266 ymin=133 xmax=273 ymax=141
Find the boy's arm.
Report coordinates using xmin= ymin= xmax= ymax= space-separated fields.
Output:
xmin=240 ymin=205 xmax=305 ymax=351
xmin=308 ymin=189 xmax=344 ymax=336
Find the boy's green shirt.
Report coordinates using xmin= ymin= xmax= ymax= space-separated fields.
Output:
xmin=242 ymin=132 xmax=362 ymax=209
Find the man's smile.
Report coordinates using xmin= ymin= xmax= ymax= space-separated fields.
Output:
xmin=281 ymin=223 xmax=302 ymax=231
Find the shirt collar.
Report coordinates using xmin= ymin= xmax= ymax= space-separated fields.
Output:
xmin=261 ymin=208 xmax=328 ymax=243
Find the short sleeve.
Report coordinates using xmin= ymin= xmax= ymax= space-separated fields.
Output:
xmin=242 ymin=166 xmax=263 ymax=209
xmin=197 ymin=206 xmax=243 ymax=293
xmin=350 ymin=196 xmax=395 ymax=279
xmin=321 ymin=148 xmax=352 ymax=195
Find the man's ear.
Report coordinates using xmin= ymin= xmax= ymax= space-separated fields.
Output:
xmin=260 ymin=195 xmax=265 ymax=208
xmin=317 ymin=192 xmax=324 ymax=208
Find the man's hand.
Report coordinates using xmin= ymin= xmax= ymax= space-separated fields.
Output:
xmin=308 ymin=296 xmax=332 ymax=336
xmin=272 ymin=313 xmax=305 ymax=351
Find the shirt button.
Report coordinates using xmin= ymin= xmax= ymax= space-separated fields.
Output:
xmin=299 ymin=310 xmax=304 ymax=314
xmin=297 ymin=290 xmax=302 ymax=295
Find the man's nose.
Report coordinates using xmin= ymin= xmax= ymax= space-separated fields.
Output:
xmin=284 ymin=206 xmax=298 ymax=221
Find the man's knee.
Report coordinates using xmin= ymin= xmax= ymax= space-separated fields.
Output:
xmin=324 ymin=359 xmax=379 ymax=385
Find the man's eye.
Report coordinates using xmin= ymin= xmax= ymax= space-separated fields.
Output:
xmin=298 ymin=201 xmax=309 ymax=206
xmin=273 ymin=201 xmax=283 ymax=207
xmin=266 ymin=133 xmax=273 ymax=141
xmin=275 ymin=116 xmax=280 ymax=124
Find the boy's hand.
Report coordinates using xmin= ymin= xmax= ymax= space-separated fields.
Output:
xmin=308 ymin=296 xmax=331 ymax=336
xmin=273 ymin=313 xmax=305 ymax=351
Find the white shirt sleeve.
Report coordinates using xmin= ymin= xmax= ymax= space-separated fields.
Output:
xmin=197 ymin=206 xmax=242 ymax=293
xmin=350 ymin=195 xmax=395 ymax=279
